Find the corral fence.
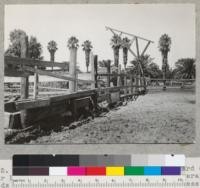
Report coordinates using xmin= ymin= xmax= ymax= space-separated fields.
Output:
xmin=145 ymin=78 xmax=195 ymax=91
xmin=4 ymin=37 xmax=147 ymax=130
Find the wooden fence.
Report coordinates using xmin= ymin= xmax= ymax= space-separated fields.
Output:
xmin=4 ymin=46 xmax=146 ymax=129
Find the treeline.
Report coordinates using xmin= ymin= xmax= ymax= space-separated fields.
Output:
xmin=5 ymin=29 xmax=195 ymax=79
xmin=129 ymin=55 xmax=195 ymax=79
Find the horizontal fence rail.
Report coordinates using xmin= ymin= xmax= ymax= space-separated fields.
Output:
xmin=5 ymin=56 xmax=69 ymax=68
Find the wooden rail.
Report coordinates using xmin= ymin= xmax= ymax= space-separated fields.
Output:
xmin=5 ymin=56 xmax=69 ymax=68
xmin=23 ymin=66 xmax=94 ymax=84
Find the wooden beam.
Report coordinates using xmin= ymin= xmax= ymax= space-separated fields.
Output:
xmin=141 ymin=41 xmax=151 ymax=57
xmin=4 ymin=68 xmax=31 ymax=77
xmin=97 ymin=73 xmax=137 ymax=78
xmin=5 ymin=56 xmax=69 ymax=68
xmin=16 ymin=99 xmax=50 ymax=111
xmin=94 ymin=55 xmax=98 ymax=88
xmin=128 ymin=48 xmax=137 ymax=58
xmin=20 ymin=35 xmax=29 ymax=128
xmin=90 ymin=52 xmax=95 ymax=89
xmin=135 ymin=37 xmax=140 ymax=57
xmin=17 ymin=90 xmax=96 ymax=110
xmin=22 ymin=66 xmax=94 ymax=84
xmin=50 ymin=89 xmax=96 ymax=103
xmin=129 ymin=37 xmax=136 ymax=46
xmin=33 ymin=66 xmax=39 ymax=99
xmin=105 ymin=26 xmax=154 ymax=43
xmin=5 ymin=83 xmax=147 ymax=112
xmin=137 ymin=59 xmax=144 ymax=76
xmin=106 ymin=60 xmax=111 ymax=87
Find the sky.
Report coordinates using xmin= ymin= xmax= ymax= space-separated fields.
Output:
xmin=4 ymin=4 xmax=195 ymax=72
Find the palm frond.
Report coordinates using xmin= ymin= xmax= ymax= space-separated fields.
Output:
xmin=67 ymin=36 xmax=79 ymax=49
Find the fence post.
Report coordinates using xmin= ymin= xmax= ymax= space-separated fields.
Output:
xmin=90 ymin=52 xmax=95 ymax=89
xmin=117 ymin=64 xmax=121 ymax=86
xmin=136 ymin=75 xmax=139 ymax=93
xmin=20 ymin=36 xmax=29 ymax=99
xmin=94 ymin=55 xmax=98 ymax=88
xmin=20 ymin=35 xmax=29 ymax=128
xmin=33 ymin=65 xmax=39 ymax=99
xmin=124 ymin=70 xmax=127 ymax=94
xmin=130 ymin=75 xmax=133 ymax=94
xmin=106 ymin=60 xmax=111 ymax=87
xmin=143 ymin=77 xmax=146 ymax=92
xmin=69 ymin=47 xmax=77 ymax=93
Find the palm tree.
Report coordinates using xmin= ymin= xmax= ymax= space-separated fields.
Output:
xmin=121 ymin=37 xmax=131 ymax=69
xmin=67 ymin=36 xmax=79 ymax=49
xmin=47 ymin=40 xmax=58 ymax=71
xmin=131 ymin=55 xmax=154 ymax=76
xmin=158 ymin=34 xmax=171 ymax=90
xmin=82 ymin=40 xmax=93 ymax=72
xmin=110 ymin=34 xmax=121 ymax=67
xmin=174 ymin=58 xmax=195 ymax=79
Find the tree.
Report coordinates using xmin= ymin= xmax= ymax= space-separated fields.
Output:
xmin=99 ymin=60 xmax=110 ymax=67
xmin=5 ymin=29 xmax=27 ymax=57
xmin=5 ymin=29 xmax=43 ymax=60
xmin=110 ymin=34 xmax=121 ymax=67
xmin=29 ymin=36 xmax=43 ymax=60
xmin=130 ymin=55 xmax=162 ymax=78
xmin=173 ymin=58 xmax=195 ymax=79
xmin=82 ymin=40 xmax=93 ymax=73
xmin=47 ymin=40 xmax=58 ymax=70
xmin=158 ymin=34 xmax=171 ymax=89
xmin=121 ymin=37 xmax=131 ymax=69
xmin=131 ymin=55 xmax=151 ymax=76
xmin=67 ymin=36 xmax=79 ymax=49
xmin=147 ymin=62 xmax=163 ymax=78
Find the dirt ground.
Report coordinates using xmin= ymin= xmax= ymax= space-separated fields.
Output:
xmin=30 ymin=89 xmax=195 ymax=144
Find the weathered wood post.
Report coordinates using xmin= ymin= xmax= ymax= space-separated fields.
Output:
xmin=94 ymin=55 xmax=98 ymax=88
xmin=124 ymin=69 xmax=127 ymax=94
xmin=93 ymin=55 xmax=98 ymax=110
xmin=33 ymin=65 xmax=39 ymax=99
xmin=67 ymin=37 xmax=79 ymax=93
xmin=136 ymin=65 xmax=140 ymax=93
xmin=106 ymin=60 xmax=111 ymax=87
xmin=130 ymin=74 xmax=133 ymax=94
xmin=90 ymin=52 xmax=95 ymax=89
xmin=20 ymin=35 xmax=29 ymax=99
xmin=20 ymin=35 xmax=29 ymax=128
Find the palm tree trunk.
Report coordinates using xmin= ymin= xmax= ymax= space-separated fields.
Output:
xmin=50 ymin=52 xmax=55 ymax=71
xmin=123 ymin=48 xmax=128 ymax=69
xmin=69 ymin=48 xmax=77 ymax=92
xmin=114 ymin=47 xmax=119 ymax=67
xmin=162 ymin=53 xmax=168 ymax=90
xmin=85 ymin=51 xmax=90 ymax=73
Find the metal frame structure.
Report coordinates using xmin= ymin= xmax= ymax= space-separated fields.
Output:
xmin=105 ymin=26 xmax=154 ymax=76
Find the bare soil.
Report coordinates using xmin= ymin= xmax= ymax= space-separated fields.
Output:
xmin=30 ymin=89 xmax=195 ymax=144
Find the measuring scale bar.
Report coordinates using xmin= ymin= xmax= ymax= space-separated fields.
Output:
xmin=13 ymin=166 xmax=182 ymax=176
xmin=1 ymin=158 xmax=200 ymax=188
